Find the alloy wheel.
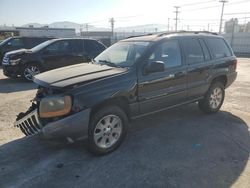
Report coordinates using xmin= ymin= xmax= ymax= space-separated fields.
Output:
xmin=209 ymin=87 xmax=223 ymax=109
xmin=24 ymin=66 xmax=40 ymax=81
xmin=93 ymin=115 xmax=122 ymax=149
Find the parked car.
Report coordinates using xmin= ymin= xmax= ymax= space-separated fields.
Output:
xmin=14 ymin=31 xmax=237 ymax=155
xmin=2 ymin=38 xmax=106 ymax=81
xmin=0 ymin=36 xmax=53 ymax=63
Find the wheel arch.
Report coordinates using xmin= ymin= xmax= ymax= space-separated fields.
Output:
xmin=211 ymin=74 xmax=227 ymax=87
xmin=90 ymin=97 xmax=131 ymax=120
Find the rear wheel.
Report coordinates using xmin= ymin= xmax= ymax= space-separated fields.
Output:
xmin=198 ymin=82 xmax=225 ymax=114
xmin=88 ymin=105 xmax=128 ymax=155
xmin=21 ymin=64 xmax=41 ymax=81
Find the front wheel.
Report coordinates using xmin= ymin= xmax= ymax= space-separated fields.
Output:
xmin=88 ymin=105 xmax=128 ymax=155
xmin=22 ymin=64 xmax=41 ymax=81
xmin=198 ymin=82 xmax=225 ymax=114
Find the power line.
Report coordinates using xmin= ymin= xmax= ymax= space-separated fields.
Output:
xmin=181 ymin=0 xmax=216 ymax=7
xmin=224 ymin=12 xmax=250 ymax=15
xmin=182 ymin=0 xmax=250 ymax=12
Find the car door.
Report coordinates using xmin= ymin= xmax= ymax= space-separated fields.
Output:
xmin=41 ymin=40 xmax=70 ymax=70
xmin=138 ymin=39 xmax=187 ymax=114
xmin=84 ymin=40 xmax=106 ymax=59
xmin=180 ymin=38 xmax=213 ymax=100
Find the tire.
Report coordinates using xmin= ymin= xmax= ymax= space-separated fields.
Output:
xmin=21 ymin=64 xmax=42 ymax=81
xmin=88 ymin=105 xmax=128 ymax=155
xmin=198 ymin=82 xmax=225 ymax=114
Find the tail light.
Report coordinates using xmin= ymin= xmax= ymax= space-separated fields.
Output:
xmin=234 ymin=59 xmax=238 ymax=70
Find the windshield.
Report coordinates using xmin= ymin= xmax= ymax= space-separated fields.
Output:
xmin=0 ymin=37 xmax=11 ymax=46
xmin=94 ymin=41 xmax=150 ymax=67
xmin=30 ymin=40 xmax=54 ymax=52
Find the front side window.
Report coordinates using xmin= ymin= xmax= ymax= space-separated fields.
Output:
xmin=45 ymin=41 xmax=70 ymax=53
xmin=149 ymin=40 xmax=182 ymax=68
xmin=8 ymin=38 xmax=24 ymax=47
xmin=182 ymin=38 xmax=204 ymax=64
xmin=94 ymin=41 xmax=149 ymax=67
xmin=206 ymin=38 xmax=232 ymax=59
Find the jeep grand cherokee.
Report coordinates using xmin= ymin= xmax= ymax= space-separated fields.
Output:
xmin=14 ymin=31 xmax=237 ymax=155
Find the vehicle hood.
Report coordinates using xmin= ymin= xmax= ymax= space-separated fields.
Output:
xmin=33 ymin=63 xmax=128 ymax=89
xmin=5 ymin=49 xmax=32 ymax=58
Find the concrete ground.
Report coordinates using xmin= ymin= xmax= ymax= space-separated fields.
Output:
xmin=0 ymin=59 xmax=249 ymax=188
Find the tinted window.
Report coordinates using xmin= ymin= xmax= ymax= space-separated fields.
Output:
xmin=8 ymin=38 xmax=24 ymax=47
xmin=199 ymin=39 xmax=210 ymax=61
xmin=70 ymin=40 xmax=83 ymax=53
xmin=45 ymin=40 xmax=70 ymax=53
xmin=149 ymin=40 xmax=182 ymax=68
xmin=206 ymin=38 xmax=232 ymax=59
xmin=182 ymin=38 xmax=204 ymax=64
xmin=85 ymin=40 xmax=104 ymax=53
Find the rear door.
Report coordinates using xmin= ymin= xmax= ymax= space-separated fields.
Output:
xmin=180 ymin=38 xmax=212 ymax=100
xmin=65 ymin=39 xmax=88 ymax=65
xmin=138 ymin=39 xmax=187 ymax=114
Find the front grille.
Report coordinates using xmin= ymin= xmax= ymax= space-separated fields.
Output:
xmin=14 ymin=109 xmax=43 ymax=136
xmin=2 ymin=56 xmax=9 ymax=65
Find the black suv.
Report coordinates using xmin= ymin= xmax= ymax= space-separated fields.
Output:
xmin=14 ymin=31 xmax=237 ymax=155
xmin=2 ymin=38 xmax=106 ymax=81
xmin=0 ymin=36 xmax=53 ymax=63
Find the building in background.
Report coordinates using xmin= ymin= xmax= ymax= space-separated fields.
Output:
xmin=224 ymin=18 xmax=250 ymax=33
xmin=0 ymin=25 xmax=76 ymax=39
xmin=79 ymin=31 xmax=112 ymax=46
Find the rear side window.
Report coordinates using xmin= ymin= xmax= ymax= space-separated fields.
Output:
xmin=181 ymin=38 xmax=204 ymax=64
xmin=84 ymin=40 xmax=105 ymax=58
xmin=206 ymin=38 xmax=232 ymax=59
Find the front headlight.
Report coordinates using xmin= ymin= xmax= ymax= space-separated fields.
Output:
xmin=9 ymin=58 xmax=21 ymax=65
xmin=39 ymin=95 xmax=72 ymax=118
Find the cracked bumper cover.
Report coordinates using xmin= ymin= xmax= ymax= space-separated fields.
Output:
xmin=42 ymin=108 xmax=91 ymax=140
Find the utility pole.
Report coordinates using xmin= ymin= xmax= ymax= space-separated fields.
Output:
xmin=167 ymin=18 xmax=170 ymax=31
xmin=219 ymin=0 xmax=228 ymax=34
xmin=109 ymin=17 xmax=115 ymax=36
xmin=85 ymin=23 xmax=89 ymax=35
xmin=174 ymin=6 xmax=180 ymax=31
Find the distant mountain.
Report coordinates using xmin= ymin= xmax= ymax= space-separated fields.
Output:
xmin=116 ymin=24 xmax=167 ymax=32
xmin=21 ymin=23 xmax=44 ymax=27
xmin=21 ymin=22 xmax=167 ymax=33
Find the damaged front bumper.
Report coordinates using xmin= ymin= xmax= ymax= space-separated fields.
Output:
xmin=14 ymin=108 xmax=91 ymax=140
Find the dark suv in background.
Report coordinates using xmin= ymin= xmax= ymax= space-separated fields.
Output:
xmin=0 ymin=36 xmax=53 ymax=63
xmin=14 ymin=31 xmax=237 ymax=155
xmin=2 ymin=38 xmax=106 ymax=81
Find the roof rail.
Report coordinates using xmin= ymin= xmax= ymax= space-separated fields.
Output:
xmin=126 ymin=33 xmax=153 ymax=39
xmin=157 ymin=30 xmax=218 ymax=37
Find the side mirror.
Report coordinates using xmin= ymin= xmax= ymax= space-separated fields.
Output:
xmin=145 ymin=61 xmax=165 ymax=74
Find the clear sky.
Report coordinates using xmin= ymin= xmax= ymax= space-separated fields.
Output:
xmin=0 ymin=0 xmax=250 ymax=31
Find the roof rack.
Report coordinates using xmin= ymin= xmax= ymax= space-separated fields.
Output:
xmin=126 ymin=33 xmax=153 ymax=39
xmin=157 ymin=30 xmax=218 ymax=37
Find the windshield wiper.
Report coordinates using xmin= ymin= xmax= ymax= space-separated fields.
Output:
xmin=97 ymin=60 xmax=118 ymax=67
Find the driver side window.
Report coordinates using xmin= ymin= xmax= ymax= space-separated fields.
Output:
xmin=45 ymin=41 xmax=70 ymax=54
xmin=149 ymin=40 xmax=182 ymax=69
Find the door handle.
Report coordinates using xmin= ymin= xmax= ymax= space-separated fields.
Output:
xmin=175 ymin=71 xmax=186 ymax=77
